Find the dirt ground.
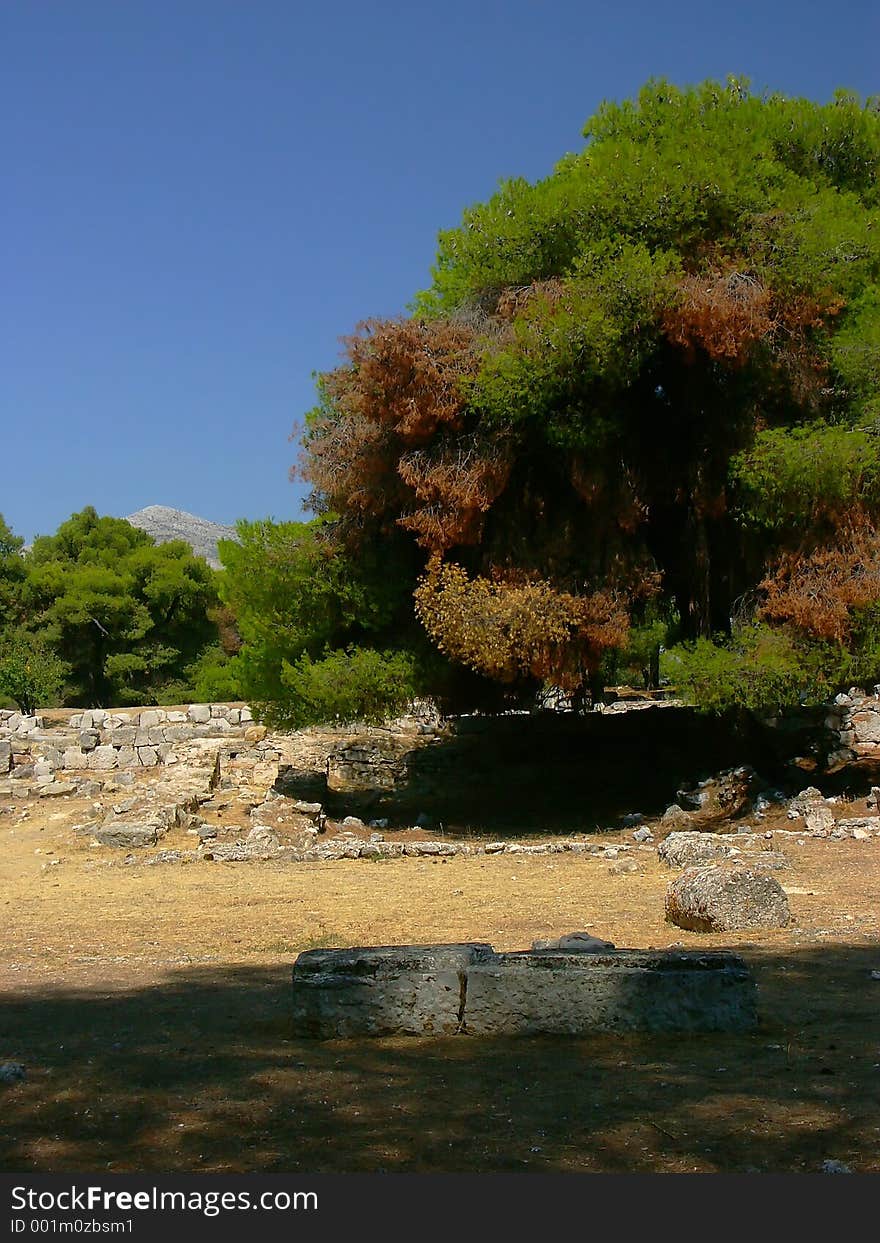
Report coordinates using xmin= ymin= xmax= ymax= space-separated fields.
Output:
xmin=2 ymin=789 xmax=880 ymax=1174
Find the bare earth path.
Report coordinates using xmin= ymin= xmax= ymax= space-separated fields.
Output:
xmin=2 ymin=796 xmax=879 ymax=1173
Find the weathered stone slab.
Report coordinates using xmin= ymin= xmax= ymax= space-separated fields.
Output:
xmin=0 ymin=741 xmax=11 ymax=773
xmin=94 ymin=821 xmax=160 ymax=847
xmin=291 ymin=944 xmax=493 ymax=1038
xmin=291 ymin=944 xmax=757 ymax=1037
xmin=465 ymin=950 xmax=757 ymax=1034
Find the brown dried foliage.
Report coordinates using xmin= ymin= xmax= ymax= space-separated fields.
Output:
xmin=322 ymin=318 xmax=480 ymax=443
xmin=662 ymin=268 xmax=843 ymax=366
xmin=301 ymin=318 xmax=515 ymax=552
xmin=662 ymin=270 xmax=775 ymax=363
xmin=397 ymin=439 xmax=513 ymax=550
xmin=569 ymin=460 xmax=648 ymax=534
xmin=301 ymin=410 xmax=403 ymax=519
xmin=414 ymin=557 xmax=630 ymax=689
xmin=759 ymin=520 xmax=880 ymax=641
xmin=494 ymin=279 xmax=566 ymax=321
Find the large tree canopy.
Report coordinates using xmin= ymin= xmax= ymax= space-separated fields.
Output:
xmin=22 ymin=507 xmax=221 ymax=706
xmin=294 ymin=79 xmax=880 ymax=713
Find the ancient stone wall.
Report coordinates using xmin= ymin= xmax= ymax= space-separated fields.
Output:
xmin=825 ymin=690 xmax=880 ymax=767
xmin=0 ymin=703 xmax=255 ymax=784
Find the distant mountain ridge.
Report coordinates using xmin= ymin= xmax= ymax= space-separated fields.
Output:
xmin=126 ymin=505 xmax=239 ymax=569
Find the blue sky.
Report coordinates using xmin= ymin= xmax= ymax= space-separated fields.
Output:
xmin=3 ymin=0 xmax=877 ymax=543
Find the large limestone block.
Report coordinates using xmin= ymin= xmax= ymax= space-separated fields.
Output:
xmin=60 ymin=747 xmax=88 ymax=770
xmin=138 ymin=710 xmax=162 ymax=729
xmin=666 ymin=865 xmax=790 ymax=932
xmin=188 ymin=704 xmax=212 ymax=724
xmin=88 ymin=745 xmax=118 ymax=770
xmin=464 ymin=950 xmax=757 ymax=1034
xmin=0 ymin=741 xmax=11 ymax=773
xmin=291 ymin=944 xmax=493 ymax=1038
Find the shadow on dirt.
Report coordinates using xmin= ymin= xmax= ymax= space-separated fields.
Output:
xmin=278 ymin=708 xmax=824 ymax=833
xmin=2 ymin=942 xmax=878 ymax=1173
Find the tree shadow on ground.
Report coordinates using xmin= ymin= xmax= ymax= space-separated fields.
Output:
xmin=2 ymin=942 xmax=879 ymax=1173
xmin=291 ymin=708 xmax=820 ymax=832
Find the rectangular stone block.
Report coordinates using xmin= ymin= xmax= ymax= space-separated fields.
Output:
xmin=291 ymin=944 xmax=494 ymax=1038
xmin=88 ymin=745 xmax=118 ymax=770
xmin=0 ymin=741 xmax=11 ymax=773
xmin=464 ymin=950 xmax=757 ymax=1034
xmin=94 ymin=822 xmax=160 ymax=847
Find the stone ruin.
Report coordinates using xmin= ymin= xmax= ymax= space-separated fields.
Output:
xmin=0 ymin=703 xmax=284 ymax=851
xmin=290 ymin=940 xmax=758 ymax=1037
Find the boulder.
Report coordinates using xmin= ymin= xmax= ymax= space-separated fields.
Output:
xmin=0 ymin=741 xmax=10 ymax=774
xmin=665 ymin=865 xmax=790 ymax=932
xmin=187 ymin=704 xmax=212 ymax=724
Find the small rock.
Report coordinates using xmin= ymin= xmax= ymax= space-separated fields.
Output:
xmin=609 ymin=858 xmax=641 ymax=875
xmin=820 ymin=1160 xmax=852 ymax=1174
xmin=632 ymin=826 xmax=654 ymax=843
xmin=660 ymin=804 xmax=694 ymax=831
xmin=531 ymin=932 xmax=616 ymax=953
xmin=0 ymin=1062 xmax=26 ymax=1084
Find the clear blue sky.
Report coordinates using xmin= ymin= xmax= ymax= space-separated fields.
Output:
xmin=3 ymin=0 xmax=877 ymax=543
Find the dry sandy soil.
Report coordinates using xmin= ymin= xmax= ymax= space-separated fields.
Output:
xmin=2 ymin=786 xmax=880 ymax=1174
